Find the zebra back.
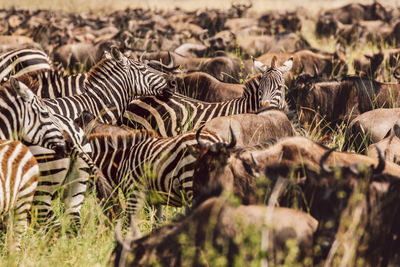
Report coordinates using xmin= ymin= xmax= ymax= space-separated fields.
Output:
xmin=42 ymin=47 xmax=173 ymax=124
xmin=88 ymin=128 xmax=224 ymax=215
xmin=123 ymin=74 xmax=263 ymax=137
xmin=0 ymin=49 xmax=51 ymax=83
xmin=0 ymin=139 xmax=38 ymax=249
xmin=35 ymin=70 xmax=87 ymax=98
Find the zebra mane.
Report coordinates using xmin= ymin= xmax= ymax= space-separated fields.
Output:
xmin=86 ymin=57 xmax=109 ymax=82
xmin=242 ymin=73 xmax=262 ymax=94
xmin=89 ymin=130 xmax=158 ymax=149
xmin=16 ymin=72 xmax=41 ymax=92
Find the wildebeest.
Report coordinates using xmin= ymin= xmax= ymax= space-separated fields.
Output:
xmin=344 ymin=108 xmax=400 ymax=152
xmin=141 ymin=50 xmax=254 ymax=83
xmin=368 ymin=124 xmax=400 ymax=164
xmin=114 ymin=196 xmax=318 ymax=266
xmin=203 ymin=109 xmax=295 ymax=146
xmin=289 ymin=74 xmax=400 ymax=130
xmin=174 ymin=71 xmax=245 ymax=102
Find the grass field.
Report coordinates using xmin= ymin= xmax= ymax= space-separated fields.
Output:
xmin=0 ymin=0 xmax=399 ymax=266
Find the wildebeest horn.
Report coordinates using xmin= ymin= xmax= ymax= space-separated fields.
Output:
xmin=394 ymin=66 xmax=400 ymax=82
xmin=251 ymin=153 xmax=258 ymax=166
xmin=196 ymin=125 xmax=208 ymax=149
xmin=373 ymin=145 xmax=385 ymax=174
xmin=313 ymin=64 xmax=319 ymax=77
xmin=225 ymin=126 xmax=236 ymax=149
xmin=320 ymin=148 xmax=335 ymax=174
xmin=139 ymin=51 xmax=146 ymax=62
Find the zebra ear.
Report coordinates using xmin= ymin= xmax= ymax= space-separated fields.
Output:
xmin=111 ymin=46 xmax=123 ymax=62
xmin=253 ymin=59 xmax=267 ymax=73
xmin=278 ymin=56 xmax=293 ymax=72
xmin=10 ymin=77 xmax=34 ymax=102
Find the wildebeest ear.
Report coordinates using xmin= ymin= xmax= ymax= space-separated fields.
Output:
xmin=394 ymin=124 xmax=400 ymax=139
xmin=186 ymin=144 xmax=200 ymax=157
xmin=279 ymin=56 xmax=293 ymax=72
xmin=111 ymin=46 xmax=122 ymax=62
xmin=10 ymin=76 xmax=34 ymax=102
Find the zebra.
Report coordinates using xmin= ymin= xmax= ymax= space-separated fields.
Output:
xmin=32 ymin=70 xmax=87 ymax=98
xmin=122 ymin=57 xmax=293 ymax=137
xmin=0 ymin=48 xmax=51 ymax=83
xmin=0 ymin=139 xmax=39 ymax=250
xmin=42 ymin=46 xmax=174 ymax=124
xmin=0 ymin=77 xmax=94 ymax=228
xmin=254 ymin=56 xmax=293 ymax=110
xmin=87 ymin=125 xmax=227 ymax=217
xmin=0 ymin=77 xmax=67 ymax=153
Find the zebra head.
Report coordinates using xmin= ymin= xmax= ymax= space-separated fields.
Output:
xmin=103 ymin=47 xmax=175 ymax=99
xmin=254 ymin=56 xmax=293 ymax=110
xmin=9 ymin=77 xmax=69 ymax=155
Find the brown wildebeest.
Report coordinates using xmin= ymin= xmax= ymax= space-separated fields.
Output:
xmin=74 ymin=111 xmax=137 ymax=136
xmin=203 ymin=109 xmax=295 ymax=146
xmin=141 ymin=50 xmax=254 ymax=83
xmin=368 ymin=124 xmax=400 ymax=164
xmin=288 ymin=74 xmax=400 ymax=131
xmin=190 ymin=132 xmax=400 ymax=265
xmin=345 ymin=108 xmax=400 ymax=152
xmin=114 ymin=197 xmax=318 ymax=267
xmin=174 ymin=71 xmax=244 ymax=102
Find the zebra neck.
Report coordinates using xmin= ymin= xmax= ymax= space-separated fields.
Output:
xmin=242 ymin=75 xmax=261 ymax=112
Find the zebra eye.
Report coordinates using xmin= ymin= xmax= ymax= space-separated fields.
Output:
xmin=41 ymin=111 xmax=50 ymax=119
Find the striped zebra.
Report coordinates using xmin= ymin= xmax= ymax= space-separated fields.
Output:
xmin=254 ymin=56 xmax=293 ymax=110
xmin=0 ymin=77 xmax=94 ymax=228
xmin=0 ymin=139 xmax=39 ymax=250
xmin=0 ymin=49 xmax=51 ymax=83
xmin=122 ymin=57 xmax=293 ymax=137
xmin=32 ymin=70 xmax=87 ymax=98
xmin=88 ymin=126 xmax=227 ymax=217
xmin=42 ymin=47 xmax=174 ymax=124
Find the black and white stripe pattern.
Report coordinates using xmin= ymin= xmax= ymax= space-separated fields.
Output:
xmin=0 ymin=78 xmax=94 ymax=227
xmin=30 ymin=114 xmax=94 ymax=227
xmin=0 ymin=78 xmax=66 ymax=152
xmin=34 ymin=70 xmax=87 ymax=98
xmin=0 ymin=139 xmax=39 ymax=250
xmin=0 ymin=49 xmax=51 ymax=83
xmin=89 ymin=128 xmax=224 ymax=216
xmin=123 ymin=57 xmax=293 ymax=137
xmin=122 ymin=75 xmax=261 ymax=137
xmin=42 ymin=47 xmax=172 ymax=124
xmin=256 ymin=56 xmax=293 ymax=110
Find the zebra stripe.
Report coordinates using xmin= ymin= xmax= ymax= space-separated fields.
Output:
xmin=0 ymin=139 xmax=38 ymax=250
xmin=29 ymin=113 xmax=94 ymax=226
xmin=0 ymin=78 xmax=66 ymax=152
xmin=123 ymin=74 xmax=261 ymax=137
xmin=123 ymin=57 xmax=293 ymax=137
xmin=0 ymin=78 xmax=94 ymax=227
xmin=35 ymin=70 xmax=87 ymax=98
xmin=89 ymin=129 xmax=224 ymax=216
xmin=0 ymin=49 xmax=51 ymax=83
xmin=258 ymin=56 xmax=293 ymax=110
xmin=42 ymin=47 xmax=172 ymax=124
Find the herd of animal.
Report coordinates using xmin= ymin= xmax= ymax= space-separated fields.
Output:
xmin=1 ymin=1 xmax=400 ymax=266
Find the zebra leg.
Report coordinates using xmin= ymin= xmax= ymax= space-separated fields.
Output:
xmin=12 ymin=182 xmax=37 ymax=250
xmin=63 ymin=154 xmax=90 ymax=229
xmin=32 ymin=149 xmax=71 ymax=228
